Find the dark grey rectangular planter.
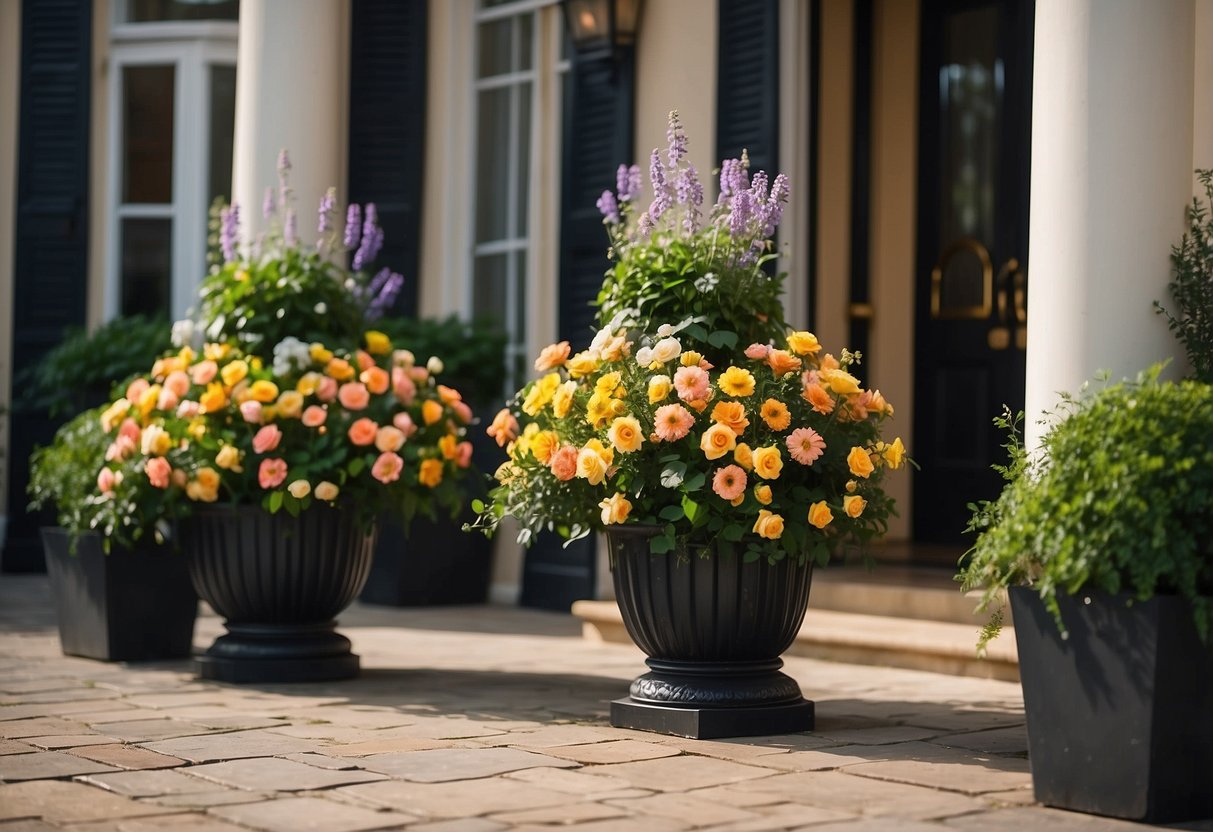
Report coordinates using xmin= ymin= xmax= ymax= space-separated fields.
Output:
xmin=41 ymin=527 xmax=198 ymax=662
xmin=359 ymin=509 xmax=492 ymax=607
xmin=1011 ymin=586 xmax=1213 ymax=823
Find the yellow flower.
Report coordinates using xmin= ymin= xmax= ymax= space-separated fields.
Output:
xmin=522 ymin=373 xmax=561 ymax=416
xmin=204 ymin=343 xmax=231 ymax=361
xmin=787 ymin=331 xmax=822 ymax=355
xmin=187 ymin=418 xmax=207 ymax=441
xmin=288 ymin=480 xmax=312 ymax=499
xmin=608 ymin=416 xmax=644 ymax=453
xmin=249 ymin=380 xmax=279 ymax=403
xmin=325 ymin=357 xmax=356 ymax=381
xmin=681 ymin=351 xmax=704 ymax=367
xmin=310 ymin=343 xmax=334 ymax=365
xmin=760 ymin=398 xmax=791 ymax=431
xmin=845 ymin=479 xmax=858 ymax=493
xmin=277 ymin=390 xmax=304 ymax=419
xmin=552 ymin=380 xmax=578 ymax=418
xmin=195 ymin=467 xmax=221 ymax=492
xmin=419 ymin=458 xmax=444 ymax=488
xmin=178 ymin=345 xmax=196 ymax=365
xmin=530 ymin=430 xmax=560 ymax=464
xmin=753 ymin=509 xmax=785 ymax=540
xmin=365 ymin=330 xmax=392 ymax=355
xmin=315 ymin=481 xmax=340 ymax=501
xmin=186 ymin=480 xmax=219 ymax=502
xmin=700 ymin=423 xmax=738 ymax=461
xmin=200 ymin=383 xmax=226 ymax=413
xmin=808 ymin=501 xmax=834 ymax=529
xmin=754 ymin=484 xmax=773 ymax=505
xmin=753 ymin=445 xmax=784 ymax=480
xmin=220 ymin=360 xmax=249 ymax=388
xmin=648 ymin=374 xmax=672 ymax=403
xmin=215 ymin=445 xmax=243 ymax=473
xmin=576 ymin=439 xmax=614 ymax=485
xmin=566 ymin=351 xmax=599 ymax=378
xmin=422 ymin=399 xmax=444 ymax=426
xmin=718 ymin=366 xmax=756 ymax=397
xmin=843 ymin=494 xmax=867 ymax=518
xmin=100 ymin=398 xmax=130 ymax=433
xmin=820 ymin=368 xmax=861 ymax=395
xmin=594 ymin=371 xmax=622 ymax=397
xmin=140 ymin=424 xmax=172 ymax=457
xmin=734 ymin=442 xmax=754 ymax=471
xmin=585 ymin=392 xmax=616 ymax=429
xmin=883 ymin=437 xmax=906 ymax=469
xmin=599 ymin=493 xmax=632 ymax=525
xmin=848 ymin=446 xmax=876 ymax=478
xmin=297 ymin=372 xmax=323 ymax=396
xmin=138 ymin=385 xmax=161 ymax=419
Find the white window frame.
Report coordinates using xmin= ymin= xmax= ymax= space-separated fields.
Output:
xmin=104 ymin=4 xmax=237 ymax=322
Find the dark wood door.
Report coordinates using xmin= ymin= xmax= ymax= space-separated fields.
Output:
xmin=912 ymin=0 xmax=1034 ymax=551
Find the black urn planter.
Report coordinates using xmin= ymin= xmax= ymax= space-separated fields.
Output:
xmin=359 ymin=508 xmax=492 ymax=606
xmin=41 ymin=528 xmax=197 ymax=661
xmin=1011 ymin=586 xmax=1213 ymax=823
xmin=608 ymin=525 xmax=815 ymax=739
xmin=180 ymin=504 xmax=376 ymax=684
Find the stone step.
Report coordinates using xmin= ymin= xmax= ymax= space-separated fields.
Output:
xmin=810 ymin=565 xmax=1004 ymax=626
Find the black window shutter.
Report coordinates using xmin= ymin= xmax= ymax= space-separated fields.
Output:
xmin=3 ymin=0 xmax=93 ymax=572
xmin=347 ymin=0 xmax=427 ymax=319
xmin=716 ymin=0 xmax=780 ymax=177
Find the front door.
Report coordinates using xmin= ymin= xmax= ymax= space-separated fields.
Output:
xmin=912 ymin=0 xmax=1034 ymax=551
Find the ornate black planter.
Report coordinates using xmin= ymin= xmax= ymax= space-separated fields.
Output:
xmin=41 ymin=528 xmax=197 ymax=661
xmin=608 ymin=525 xmax=815 ymax=739
xmin=1011 ymin=587 xmax=1213 ymax=822
xmin=180 ymin=504 xmax=377 ymax=684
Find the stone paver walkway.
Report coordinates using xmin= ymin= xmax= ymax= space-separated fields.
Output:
xmin=0 ymin=575 xmax=1203 ymax=831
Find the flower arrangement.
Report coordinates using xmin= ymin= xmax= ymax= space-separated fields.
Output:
xmin=473 ymin=320 xmax=906 ymax=564
xmin=86 ymin=331 xmax=473 ymax=549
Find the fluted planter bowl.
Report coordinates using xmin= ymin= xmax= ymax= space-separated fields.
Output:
xmin=607 ymin=524 xmax=815 ymax=739
xmin=180 ymin=503 xmax=377 ymax=683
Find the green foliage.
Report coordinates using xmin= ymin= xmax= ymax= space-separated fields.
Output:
xmin=959 ymin=366 xmax=1213 ymax=650
xmin=374 ymin=315 xmax=508 ymax=406
xmin=17 ymin=316 xmax=172 ymax=418
xmin=28 ymin=408 xmax=113 ymax=537
xmin=1156 ymin=169 xmax=1213 ymax=382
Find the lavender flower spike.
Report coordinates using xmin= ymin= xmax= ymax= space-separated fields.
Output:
xmin=220 ymin=204 xmax=240 ymax=263
xmin=648 ymin=149 xmax=671 ymax=221
xmin=367 ymin=271 xmax=404 ymax=321
xmin=318 ymin=187 xmax=336 ymax=234
xmin=277 ymin=149 xmax=292 ymax=175
xmin=262 ymin=187 xmax=275 ymax=220
xmin=597 ymin=190 xmax=620 ymax=224
xmin=352 ymin=203 xmax=383 ymax=271
xmin=284 ymin=207 xmax=298 ymax=247
xmin=729 ymin=189 xmax=752 ymax=239
xmin=666 ymin=110 xmax=688 ymax=169
xmin=615 ymin=164 xmax=637 ymax=203
xmin=344 ymin=203 xmax=362 ymax=249
xmin=763 ymin=173 xmax=791 ymax=235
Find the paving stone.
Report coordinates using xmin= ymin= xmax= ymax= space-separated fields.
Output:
xmin=0 ymin=820 xmax=58 ymax=832
xmin=295 ymin=710 xmax=413 ymax=730
xmin=490 ymin=801 xmax=630 ymax=825
xmin=0 ymin=687 xmax=122 ymax=706
xmin=0 ymin=781 xmax=174 ymax=823
xmin=794 ymin=818 xmax=954 ymax=832
xmin=266 ymin=724 xmax=420 ymax=743
xmin=508 ymin=818 xmax=689 ymax=832
xmin=607 ymin=792 xmax=761 ymax=825
xmin=24 ymin=734 xmax=118 ymax=750
xmin=900 ymin=709 xmax=1025 ymax=733
xmin=931 ymin=727 xmax=1029 ymax=756
xmin=69 ymin=744 xmax=184 ymax=770
xmin=745 ymin=771 xmax=987 ymax=820
xmin=683 ymin=784 xmax=791 ymax=808
xmin=142 ymin=730 xmax=318 ymax=763
xmin=121 ymin=693 xmax=233 ymax=710
xmin=383 ymin=717 xmax=510 ymax=741
xmin=722 ymin=801 xmax=857 ymax=830
xmin=843 ymin=741 xmax=1031 ymax=795
xmin=0 ymin=739 xmax=36 ymax=755
xmin=0 ymin=718 xmax=89 ymax=739
xmin=340 ymin=778 xmax=571 ymax=819
xmin=486 ymin=724 xmax=618 ymax=748
xmin=323 ymin=736 xmax=456 ymax=757
xmin=0 ymin=750 xmax=119 ymax=781
xmin=71 ymin=709 xmax=161 ymax=726
xmin=209 ymin=796 xmax=414 ymax=832
xmin=404 ymin=820 xmax=506 ymax=832
xmin=814 ymin=725 xmax=941 ymax=745
xmin=78 ymin=769 xmax=219 ymax=797
xmin=185 ymin=757 xmax=386 ymax=792
xmin=0 ymin=702 xmax=119 ymax=722
xmin=0 ymin=679 xmax=92 ymax=695
xmin=66 ymin=812 xmax=256 ymax=831
xmin=760 ymin=745 xmax=892 ymax=771
xmin=503 ymin=766 xmax=641 ymax=797
xmin=980 ymin=787 xmax=1037 ymax=808
xmin=543 ymin=739 xmax=681 ymax=764
xmin=359 ymin=747 xmax=577 ymax=782
xmin=97 ymin=719 xmax=211 ymax=743
xmin=282 ymin=752 xmax=363 ymax=770
xmin=144 ymin=790 xmax=273 ymax=809
xmin=588 ymin=756 xmax=773 ymax=792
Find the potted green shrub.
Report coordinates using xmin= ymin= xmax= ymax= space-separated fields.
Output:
xmin=959 ymin=367 xmax=1213 ymax=822
xmin=28 ymin=408 xmax=197 ymax=662
xmin=1155 ymin=168 xmax=1213 ymax=382
xmin=358 ymin=315 xmax=507 ymax=607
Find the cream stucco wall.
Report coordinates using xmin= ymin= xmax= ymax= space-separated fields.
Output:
xmin=778 ymin=0 xmax=812 ymax=327
xmin=0 ymin=0 xmax=21 ymax=517
xmin=1195 ymin=0 xmax=1213 ymax=179
xmin=867 ymin=0 xmax=918 ymax=542
xmin=87 ymin=0 xmax=110 ymax=331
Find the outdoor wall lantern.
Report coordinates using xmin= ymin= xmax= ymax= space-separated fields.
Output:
xmin=560 ymin=0 xmax=643 ymax=64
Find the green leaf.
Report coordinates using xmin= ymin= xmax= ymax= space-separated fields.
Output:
xmin=658 ymin=505 xmax=685 ymax=522
xmin=707 ymin=329 xmax=738 ymax=349
xmin=268 ymin=490 xmax=284 ymax=513
xmin=649 ymin=534 xmax=675 ymax=554
xmin=471 ymin=498 xmax=486 ymax=514
xmin=660 ymin=462 xmax=687 ymax=488
xmin=722 ymin=523 xmax=745 ymax=542
xmin=681 ymin=495 xmax=700 ymax=523
xmin=348 ymin=457 xmax=366 ymax=477
xmin=683 ymin=472 xmax=706 ymax=492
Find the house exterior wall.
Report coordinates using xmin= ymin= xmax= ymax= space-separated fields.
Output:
xmin=86 ymin=0 xmax=109 ymax=331
xmin=0 ymin=0 xmax=20 ymax=526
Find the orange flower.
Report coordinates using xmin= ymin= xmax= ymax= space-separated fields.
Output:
xmin=803 ymin=383 xmax=835 ymax=415
xmin=847 ymin=446 xmax=876 ymax=478
xmin=549 ymin=445 xmax=578 ymax=481
xmin=326 ymin=357 xmax=356 ymax=381
xmin=760 ymin=399 xmax=791 ymax=431
xmin=338 ymin=382 xmax=370 ymax=411
xmin=752 ymin=446 xmax=784 ymax=480
xmin=372 ymin=451 xmax=404 ymax=484
xmin=438 ymin=433 xmax=458 ymax=460
xmin=844 ymin=495 xmax=867 ymax=518
xmin=752 ymin=509 xmax=785 ymax=539
xmin=487 ymin=408 xmax=519 ymax=447
xmin=653 ymin=404 xmax=695 ymax=442
xmin=700 ymin=423 xmax=738 ymax=460
xmin=766 ymin=349 xmax=802 ymax=376
xmin=418 ymin=458 xmax=444 ymax=488
xmin=347 ymin=418 xmax=379 ymax=446
xmin=710 ymin=401 xmax=749 ymax=436
xmin=360 ymin=366 xmax=390 ymax=396
xmin=354 ymin=350 xmax=376 ymax=372
xmin=808 ymin=501 xmax=834 ymax=529
xmin=377 ymin=426 xmax=406 ymax=453
xmin=734 ymin=442 xmax=754 ymax=471
xmin=711 ymin=464 xmax=747 ymax=501
xmin=422 ymin=399 xmax=444 ymax=426
xmin=534 ymin=341 xmax=571 ymax=372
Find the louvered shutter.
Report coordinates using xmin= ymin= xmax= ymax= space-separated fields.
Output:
xmin=716 ymin=0 xmax=780 ymax=176
xmin=3 ymin=0 xmax=92 ymax=573
xmin=347 ymin=0 xmax=427 ymax=318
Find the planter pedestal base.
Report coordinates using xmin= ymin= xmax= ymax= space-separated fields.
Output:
xmin=610 ymin=658 xmax=815 ymax=739
xmin=194 ymin=621 xmax=359 ymax=684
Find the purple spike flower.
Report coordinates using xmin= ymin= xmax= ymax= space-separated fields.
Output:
xmin=220 ymin=204 xmax=240 ymax=263
xmin=277 ymin=149 xmax=291 ymax=176
xmin=344 ymin=204 xmax=362 ymax=249
xmin=262 ymin=187 xmax=275 ymax=220
xmin=318 ymin=188 xmax=336 ymax=234
xmin=648 ymin=149 xmax=671 ymax=221
xmin=616 ymin=164 xmax=641 ymax=203
xmin=352 ymin=204 xmax=383 ymax=271
xmin=666 ymin=110 xmax=688 ymax=169
xmin=729 ymin=190 xmax=752 ymax=238
xmin=762 ymin=173 xmax=791 ymax=235
xmin=284 ymin=207 xmax=298 ymax=247
xmin=367 ymin=271 xmax=404 ymax=321
xmin=749 ymin=171 xmax=769 ymax=207
xmin=676 ymin=165 xmax=704 ymax=234
xmin=597 ymin=190 xmax=620 ymax=224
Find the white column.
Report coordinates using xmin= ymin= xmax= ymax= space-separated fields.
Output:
xmin=1025 ymin=0 xmax=1196 ymax=447
xmin=1195 ymin=0 xmax=1213 ymax=178
xmin=232 ymin=0 xmax=350 ymax=241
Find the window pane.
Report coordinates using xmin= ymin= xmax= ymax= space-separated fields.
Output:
xmin=517 ymin=12 xmax=533 ymax=71
xmin=121 ymin=218 xmax=172 ymax=318
xmin=514 ymin=250 xmax=527 ymax=340
xmin=208 ymin=65 xmax=237 ymax=207
xmin=515 ymin=81 xmax=532 ymax=234
xmin=472 ymin=253 xmax=509 ymax=331
xmin=475 ymin=87 xmax=511 ymax=243
xmin=128 ymin=0 xmax=239 ymax=22
xmin=478 ymin=18 xmax=513 ymax=78
xmin=123 ymin=65 xmax=175 ymax=205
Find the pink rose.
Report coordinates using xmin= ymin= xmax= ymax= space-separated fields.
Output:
xmin=258 ymin=458 xmax=288 ymax=489
xmin=302 ymin=405 xmax=327 ymax=428
xmin=391 ymin=367 xmax=417 ymax=405
xmin=375 ymin=426 xmax=405 ymax=453
xmin=408 ymin=366 xmax=429 ymax=384
xmin=126 ymin=378 xmax=149 ymax=403
xmin=348 ymin=418 xmax=379 ymax=446
xmin=451 ymin=400 xmax=473 ymax=425
xmin=316 ymin=376 xmax=338 ymax=402
xmin=190 ymin=360 xmax=218 ymax=386
xmin=549 ymin=446 xmax=579 ymax=482
xmin=240 ymin=400 xmax=263 ymax=424
xmin=176 ymin=400 xmax=201 ymax=419
xmin=392 ymin=411 xmax=417 ymax=438
xmin=456 ymin=441 xmax=473 ymax=469
xmin=745 ymin=343 xmax=771 ymax=360
xmin=119 ymin=419 xmax=141 ymax=443
xmin=338 ymin=382 xmax=370 ymax=411
xmin=157 ymin=388 xmax=180 ymax=412
xmin=165 ymin=370 xmax=191 ymax=397
xmin=145 ymin=457 xmax=172 ymax=489
xmin=97 ymin=468 xmax=117 ymax=494
xmin=105 ymin=435 xmax=135 ymax=462
xmin=252 ymin=424 xmax=282 ymax=454
xmin=371 ymin=451 xmax=403 ymax=484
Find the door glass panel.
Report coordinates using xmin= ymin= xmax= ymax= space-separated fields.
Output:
xmin=472 ymin=252 xmax=509 ymax=330
xmin=123 ymin=65 xmax=175 ymax=205
xmin=478 ymin=17 xmax=513 ymax=78
xmin=121 ymin=218 xmax=172 ymax=318
xmin=208 ymin=65 xmax=237 ymax=208
xmin=938 ymin=5 xmax=1000 ymax=252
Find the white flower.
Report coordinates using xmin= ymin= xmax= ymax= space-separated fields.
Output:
xmin=635 ymin=346 xmax=654 ymax=366
xmin=393 ymin=349 xmax=415 ymax=368
xmin=426 ymin=356 xmax=444 ymax=375
xmin=314 ymin=302 xmax=327 ymax=315
xmin=171 ymin=319 xmax=196 ymax=348
xmin=272 ymin=336 xmax=311 ymax=376
xmin=651 ymin=337 xmax=682 ymax=364
xmin=656 ymin=323 xmax=674 ymax=338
